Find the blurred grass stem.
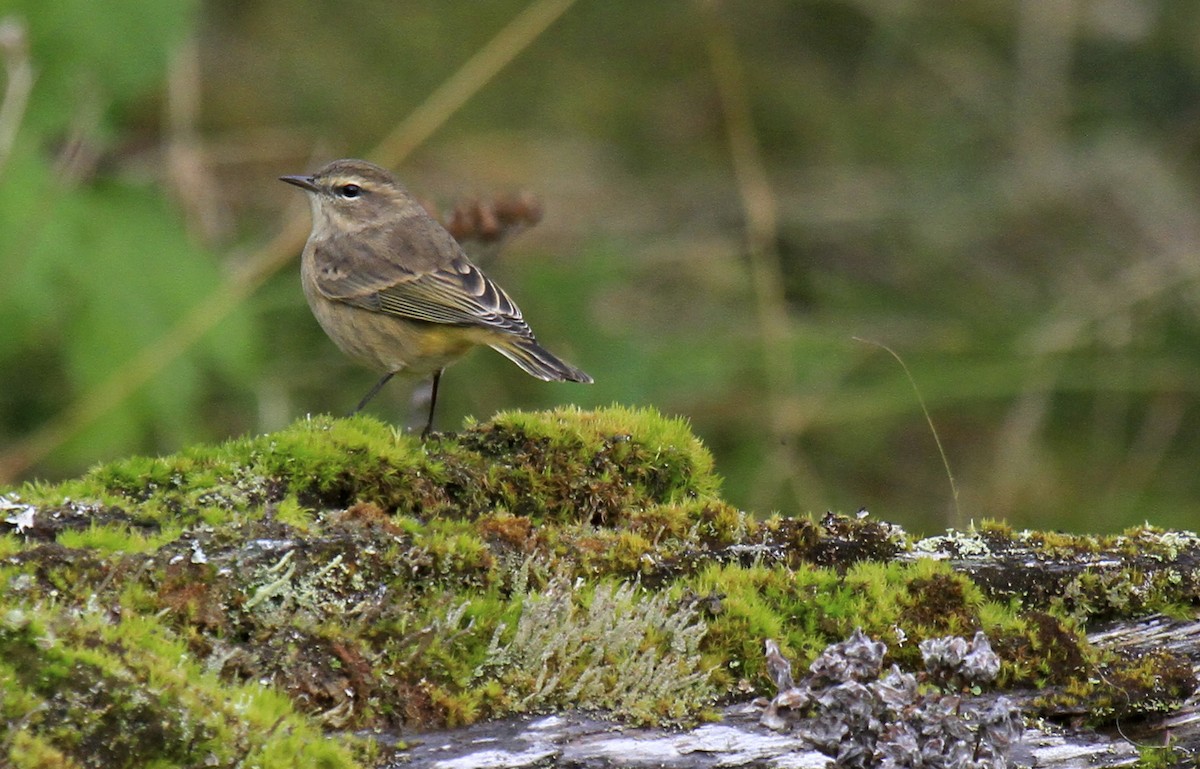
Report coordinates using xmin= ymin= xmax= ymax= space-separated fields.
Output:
xmin=0 ymin=16 xmax=33 ymax=177
xmin=701 ymin=2 xmax=817 ymax=507
xmin=371 ymin=0 xmax=576 ymax=167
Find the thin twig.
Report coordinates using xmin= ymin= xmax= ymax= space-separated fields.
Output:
xmin=0 ymin=0 xmax=578 ymax=483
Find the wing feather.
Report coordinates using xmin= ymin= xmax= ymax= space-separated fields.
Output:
xmin=310 ymin=226 xmax=534 ymax=338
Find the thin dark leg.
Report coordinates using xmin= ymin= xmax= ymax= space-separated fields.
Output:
xmin=421 ymin=369 xmax=443 ymax=439
xmin=351 ymin=371 xmax=396 ymax=415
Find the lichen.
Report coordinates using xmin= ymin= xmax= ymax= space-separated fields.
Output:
xmin=910 ymin=522 xmax=1200 ymax=621
xmin=760 ymin=628 xmax=1022 ymax=768
xmin=476 ymin=576 xmax=713 ymax=724
xmin=0 ymin=406 xmax=1196 ymax=766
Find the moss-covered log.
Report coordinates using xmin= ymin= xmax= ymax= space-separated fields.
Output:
xmin=1 ymin=407 xmax=1197 ymax=767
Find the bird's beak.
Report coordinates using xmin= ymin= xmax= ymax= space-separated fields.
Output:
xmin=279 ymin=174 xmax=318 ymax=192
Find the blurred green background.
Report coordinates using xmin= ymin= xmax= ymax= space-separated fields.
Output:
xmin=4 ymin=0 xmax=1200 ymax=534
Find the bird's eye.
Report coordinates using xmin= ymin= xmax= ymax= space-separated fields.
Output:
xmin=339 ymin=184 xmax=362 ymax=198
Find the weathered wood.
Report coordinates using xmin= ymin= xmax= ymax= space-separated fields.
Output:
xmin=7 ymin=414 xmax=1200 ymax=768
xmin=382 ymin=610 xmax=1200 ymax=767
xmin=385 ymin=700 xmax=1148 ymax=768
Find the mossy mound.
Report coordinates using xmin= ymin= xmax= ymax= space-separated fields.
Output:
xmin=1 ymin=407 xmax=1195 ymax=768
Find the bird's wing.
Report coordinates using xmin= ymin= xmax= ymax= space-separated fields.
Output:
xmin=311 ymin=232 xmax=534 ymax=337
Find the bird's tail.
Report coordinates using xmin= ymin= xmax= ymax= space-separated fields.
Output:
xmin=491 ymin=336 xmax=593 ymax=383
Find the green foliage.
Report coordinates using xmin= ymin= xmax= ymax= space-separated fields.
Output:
xmin=0 ymin=2 xmax=258 ymax=473
xmin=7 ymin=0 xmax=197 ymax=135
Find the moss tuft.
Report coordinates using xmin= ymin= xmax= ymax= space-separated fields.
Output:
xmin=0 ymin=604 xmax=359 ymax=768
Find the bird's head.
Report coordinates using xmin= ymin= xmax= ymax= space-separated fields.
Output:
xmin=280 ymin=159 xmax=418 ymax=236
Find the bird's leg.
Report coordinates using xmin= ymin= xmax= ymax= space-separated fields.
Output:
xmin=351 ymin=371 xmax=396 ymax=415
xmin=421 ymin=369 xmax=443 ymax=439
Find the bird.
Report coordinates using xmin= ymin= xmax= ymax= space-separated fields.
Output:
xmin=280 ymin=159 xmax=592 ymax=436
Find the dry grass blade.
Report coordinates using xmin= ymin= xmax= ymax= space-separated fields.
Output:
xmin=853 ymin=336 xmax=962 ymax=527
xmin=371 ymin=0 xmax=576 ymax=167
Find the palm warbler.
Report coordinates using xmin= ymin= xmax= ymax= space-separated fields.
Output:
xmin=281 ymin=159 xmax=592 ymax=436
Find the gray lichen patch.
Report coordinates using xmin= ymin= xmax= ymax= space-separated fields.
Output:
xmin=911 ymin=522 xmax=1200 ymax=622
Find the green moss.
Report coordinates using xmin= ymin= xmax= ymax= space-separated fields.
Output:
xmin=1136 ymin=741 xmax=1189 ymax=769
xmin=1 ymin=406 xmax=1196 ymax=758
xmin=1035 ymin=643 xmax=1196 ymax=726
xmin=18 ymin=407 xmax=717 ymax=528
xmin=0 ymin=533 xmax=21 ymax=558
xmin=8 ymin=730 xmax=82 ymax=769
xmin=760 ymin=512 xmax=907 ymax=568
xmin=476 ymin=405 xmax=718 ymax=499
xmin=55 ymin=523 xmax=159 ymax=553
xmin=686 ymin=558 xmax=1023 ymax=689
xmin=0 ymin=603 xmax=360 ymax=768
xmin=274 ymin=496 xmax=316 ymax=531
